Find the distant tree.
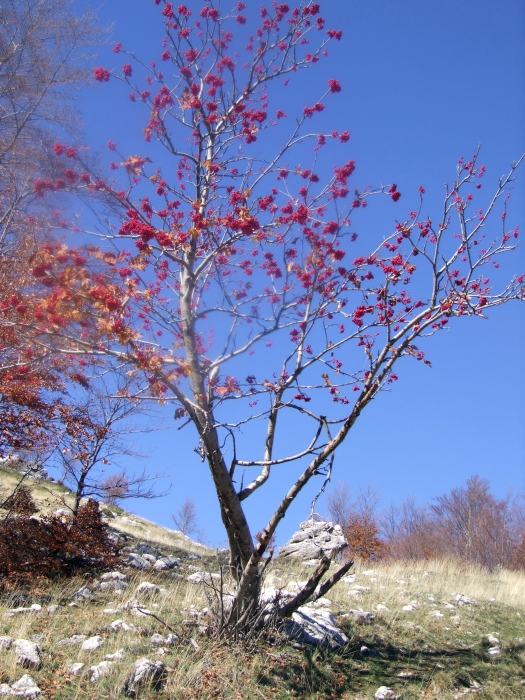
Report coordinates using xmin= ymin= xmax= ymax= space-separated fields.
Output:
xmin=172 ymin=497 xmax=199 ymax=537
xmin=52 ymin=377 xmax=166 ymax=516
xmin=327 ymin=482 xmax=384 ymax=560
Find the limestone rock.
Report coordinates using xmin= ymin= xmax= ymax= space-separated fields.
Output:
xmin=81 ymin=636 xmax=104 ymax=651
xmin=278 ymin=519 xmax=347 ymax=560
xmin=13 ymin=640 xmax=41 ymax=669
xmin=89 ymin=661 xmax=113 ymax=682
xmin=0 ymin=637 xmax=13 ymax=650
xmin=66 ymin=663 xmax=85 ymax=675
xmin=123 ymin=657 xmax=165 ymax=697
xmin=7 ymin=674 xmax=41 ymax=697
xmin=283 ymin=606 xmax=348 ymax=650
xmin=375 ymin=686 xmax=400 ymax=699
xmin=57 ymin=635 xmax=87 ymax=646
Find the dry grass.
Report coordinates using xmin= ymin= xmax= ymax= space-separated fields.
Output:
xmin=1 ymin=470 xmax=524 ymax=697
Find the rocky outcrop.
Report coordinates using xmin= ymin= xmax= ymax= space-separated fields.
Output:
xmin=278 ymin=518 xmax=347 ymax=560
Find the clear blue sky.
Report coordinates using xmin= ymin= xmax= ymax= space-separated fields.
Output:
xmin=74 ymin=1 xmax=525 ymax=546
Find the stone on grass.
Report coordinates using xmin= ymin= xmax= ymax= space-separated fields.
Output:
xmin=455 ymin=594 xmax=475 ymax=606
xmin=278 ymin=519 xmax=347 ymax=560
xmin=123 ymin=657 xmax=165 ymax=697
xmin=135 ymin=582 xmax=161 ymax=595
xmin=13 ymin=640 xmax=41 ymax=669
xmin=376 ymin=604 xmax=390 ymax=612
xmin=4 ymin=608 xmax=36 ymax=618
xmin=101 ymin=571 xmax=127 ymax=581
xmin=0 ymin=637 xmax=13 ymax=650
xmin=81 ymin=636 xmax=104 ymax=651
xmin=100 ymin=580 xmax=128 ymax=591
xmin=375 ymin=686 xmax=400 ymax=699
xmin=7 ymin=674 xmax=41 ymax=697
xmin=46 ymin=605 xmax=60 ymax=614
xmin=67 ymin=663 xmax=85 ymax=675
xmin=105 ymin=649 xmax=126 ymax=660
xmin=283 ymin=606 xmax=348 ymax=650
xmin=154 ymin=556 xmax=180 ymax=570
xmin=482 ymin=633 xmax=500 ymax=647
xmin=57 ymin=635 xmax=87 ymax=646
xmin=186 ymin=571 xmax=220 ymax=584
xmin=110 ymin=619 xmax=138 ymax=632
xmin=345 ymin=610 xmax=375 ymax=625
xmin=89 ymin=661 xmax=113 ymax=682
xmin=127 ymin=555 xmax=151 ymax=570
xmin=71 ymin=586 xmax=91 ymax=601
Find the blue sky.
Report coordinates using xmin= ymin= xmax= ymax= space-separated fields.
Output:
xmin=74 ymin=0 xmax=525 ymax=546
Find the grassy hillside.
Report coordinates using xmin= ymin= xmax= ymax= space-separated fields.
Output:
xmin=1 ymin=469 xmax=524 ymax=699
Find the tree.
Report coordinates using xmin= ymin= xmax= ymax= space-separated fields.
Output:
xmin=172 ymin=497 xmax=199 ymax=537
xmin=327 ymin=482 xmax=384 ymax=561
xmin=0 ymin=0 xmax=104 ymax=457
xmin=52 ymin=377 xmax=166 ymax=516
xmin=17 ymin=2 xmax=524 ymax=634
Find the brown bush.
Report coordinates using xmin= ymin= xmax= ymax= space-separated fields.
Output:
xmin=0 ymin=490 xmax=121 ymax=583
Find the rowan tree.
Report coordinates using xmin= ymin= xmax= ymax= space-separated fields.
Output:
xmin=19 ymin=1 xmax=524 ymax=633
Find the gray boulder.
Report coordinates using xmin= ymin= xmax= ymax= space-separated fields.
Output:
xmin=123 ymin=657 xmax=165 ymax=697
xmin=278 ymin=518 xmax=347 ymax=560
xmin=13 ymin=640 xmax=41 ymax=669
xmin=283 ymin=606 xmax=348 ymax=650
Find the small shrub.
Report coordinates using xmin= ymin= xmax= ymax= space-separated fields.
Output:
xmin=0 ymin=489 xmax=121 ymax=584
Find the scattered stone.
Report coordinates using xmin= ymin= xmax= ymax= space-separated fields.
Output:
xmin=154 ymin=556 xmax=180 ymax=570
xmin=89 ymin=661 xmax=113 ymax=682
xmin=100 ymin=580 xmax=128 ymax=591
xmin=150 ymin=633 xmax=177 ymax=647
xmin=7 ymin=674 xmax=41 ymax=697
xmin=309 ymin=597 xmax=332 ymax=608
xmin=105 ymin=649 xmax=126 ymax=660
xmin=488 ymin=646 xmax=501 ymax=656
xmin=68 ymin=603 xmax=79 ymax=608
xmin=402 ymin=604 xmax=415 ymax=612
xmin=430 ymin=611 xmax=444 ymax=618
xmin=123 ymin=657 xmax=165 ymax=697
xmin=135 ymin=543 xmax=164 ymax=558
xmin=341 ymin=575 xmax=356 ymax=584
xmin=46 ymin=605 xmax=60 ymax=614
xmin=283 ymin=606 xmax=348 ymax=650
xmin=376 ymin=604 xmax=390 ymax=612
xmin=101 ymin=571 xmax=127 ymax=581
xmin=66 ymin=663 xmax=85 ymax=675
xmin=278 ymin=518 xmax=347 ymax=560
xmin=13 ymin=640 xmax=41 ymax=669
xmin=345 ymin=610 xmax=375 ymax=625
xmin=81 ymin=636 xmax=104 ymax=651
xmin=4 ymin=608 xmax=37 ymax=618
xmin=482 ymin=633 xmax=500 ymax=647
xmin=127 ymin=555 xmax=152 ymax=570
xmin=110 ymin=619 xmax=138 ymax=632
xmin=57 ymin=634 xmax=87 ymax=646
xmin=397 ymin=671 xmax=419 ymax=679
xmin=186 ymin=571 xmax=220 ymax=584
xmin=375 ymin=686 xmax=400 ymax=699
xmin=455 ymin=594 xmax=475 ymax=606
xmin=135 ymin=582 xmax=161 ymax=595
xmin=360 ymin=645 xmax=370 ymax=654
xmin=0 ymin=637 xmax=13 ymax=650
xmin=71 ymin=586 xmax=91 ymax=601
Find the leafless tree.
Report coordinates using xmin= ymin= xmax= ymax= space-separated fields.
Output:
xmin=52 ymin=376 xmax=167 ymax=516
xmin=172 ymin=497 xmax=199 ymax=537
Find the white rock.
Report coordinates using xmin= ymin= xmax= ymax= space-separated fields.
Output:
xmin=57 ymin=635 xmax=87 ymax=646
xmin=46 ymin=605 xmax=60 ymax=614
xmin=0 ymin=636 xmax=13 ymax=650
xmin=362 ymin=569 xmax=375 ymax=576
xmin=81 ymin=636 xmax=104 ymax=651
xmin=101 ymin=571 xmax=127 ymax=581
xmin=135 ymin=582 xmax=161 ymax=595
xmin=71 ymin=586 xmax=91 ymax=601
xmin=67 ymin=663 xmax=85 ymax=675
xmin=345 ymin=610 xmax=375 ymax=625
xmin=482 ymin=633 xmax=500 ymax=646
xmin=402 ymin=605 xmax=415 ymax=612
xmin=341 ymin=575 xmax=356 ymax=584
xmin=488 ymin=646 xmax=501 ymax=655
xmin=309 ymin=597 xmax=332 ymax=608
xmin=89 ymin=661 xmax=113 ymax=682
xmin=123 ymin=657 xmax=165 ymax=697
xmin=105 ymin=648 xmax=126 ymax=660
xmin=4 ymin=608 xmax=34 ymax=618
xmin=8 ymin=674 xmax=41 ymax=697
xmin=455 ymin=594 xmax=475 ymax=606
xmin=150 ymin=634 xmax=166 ymax=646
xmin=375 ymin=686 xmax=399 ymax=699
xmin=285 ymin=607 xmax=348 ymax=650
xmin=100 ymin=580 xmax=128 ymax=591
xmin=29 ymin=605 xmax=41 ymax=612
xmin=0 ymin=684 xmax=11 ymax=695
xmin=278 ymin=519 xmax=348 ymax=560
xmin=430 ymin=611 xmax=444 ymax=617
xmin=376 ymin=604 xmax=390 ymax=612
xmin=13 ymin=640 xmax=41 ymax=669
xmin=186 ymin=571 xmax=220 ymax=584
